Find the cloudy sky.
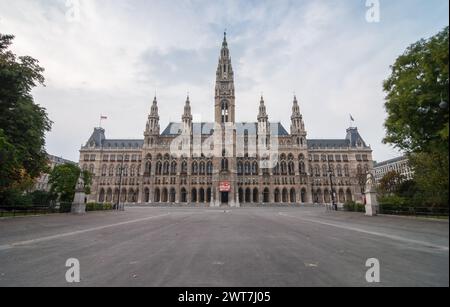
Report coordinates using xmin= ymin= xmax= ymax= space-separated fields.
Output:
xmin=1 ymin=0 xmax=448 ymax=162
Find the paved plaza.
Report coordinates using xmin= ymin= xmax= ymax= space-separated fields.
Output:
xmin=0 ymin=206 xmax=448 ymax=287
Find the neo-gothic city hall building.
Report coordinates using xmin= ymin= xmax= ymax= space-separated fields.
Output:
xmin=80 ymin=33 xmax=374 ymax=207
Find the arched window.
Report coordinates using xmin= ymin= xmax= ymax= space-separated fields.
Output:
xmin=288 ymin=162 xmax=295 ymax=175
xmin=237 ymin=161 xmax=243 ymax=175
xmin=282 ymin=188 xmax=288 ymax=203
xmin=181 ymin=161 xmax=188 ymax=174
xmin=344 ymin=165 xmax=350 ymax=177
xmin=206 ymin=188 xmax=212 ymax=203
xmin=161 ymin=188 xmax=168 ymax=202
xmin=156 ymin=161 xmax=162 ymax=175
xmin=170 ymin=161 xmax=177 ymax=175
xmin=207 ymin=161 xmax=213 ymax=175
xmin=163 ymin=161 xmax=170 ymax=175
xmin=346 ymin=189 xmax=353 ymax=202
xmin=274 ymin=189 xmax=280 ymax=203
xmin=181 ymin=188 xmax=187 ymax=203
xmin=263 ymin=188 xmax=270 ymax=203
xmin=337 ymin=165 xmax=342 ymax=177
xmin=221 ymin=100 xmax=229 ymax=123
xmin=199 ymin=188 xmax=205 ymax=203
xmin=145 ymin=161 xmax=151 ymax=176
xmin=191 ymin=188 xmax=197 ymax=202
xmin=101 ymin=165 xmax=107 ymax=176
xmin=253 ymin=188 xmax=259 ymax=203
xmin=99 ymin=189 xmax=105 ymax=203
xmin=244 ymin=162 xmax=250 ymax=175
xmin=245 ymin=188 xmax=251 ymax=203
xmin=192 ymin=161 xmax=198 ymax=174
xmin=169 ymin=188 xmax=176 ymax=203
xmin=314 ymin=165 xmax=320 ymax=177
xmin=290 ymin=188 xmax=296 ymax=203
xmin=252 ymin=162 xmax=258 ymax=175
xmin=89 ymin=164 xmax=95 ymax=175
xmin=281 ymin=161 xmax=287 ymax=175
xmin=299 ymin=161 xmax=305 ymax=174
xmin=221 ymin=158 xmax=228 ymax=171
xmin=322 ymin=165 xmax=328 ymax=177
xmin=144 ymin=188 xmax=150 ymax=203
xmin=199 ymin=162 xmax=206 ymax=175
xmin=301 ymin=188 xmax=306 ymax=203
xmin=154 ymin=188 xmax=161 ymax=202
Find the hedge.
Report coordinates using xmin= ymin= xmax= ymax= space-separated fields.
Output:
xmin=343 ymin=201 xmax=365 ymax=212
xmin=86 ymin=202 xmax=113 ymax=212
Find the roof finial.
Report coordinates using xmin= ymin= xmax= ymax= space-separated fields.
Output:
xmin=222 ymin=29 xmax=228 ymax=46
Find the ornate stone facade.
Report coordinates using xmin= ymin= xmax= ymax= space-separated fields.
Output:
xmin=79 ymin=33 xmax=373 ymax=206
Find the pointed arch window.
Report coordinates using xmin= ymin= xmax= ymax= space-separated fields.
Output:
xmin=221 ymin=100 xmax=229 ymax=123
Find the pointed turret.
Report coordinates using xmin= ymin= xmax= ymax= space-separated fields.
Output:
xmin=144 ymin=96 xmax=160 ymax=147
xmin=257 ymin=95 xmax=269 ymax=147
xmin=182 ymin=94 xmax=192 ymax=135
xmin=290 ymin=95 xmax=307 ymax=146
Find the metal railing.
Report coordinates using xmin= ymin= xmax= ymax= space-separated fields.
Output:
xmin=379 ymin=206 xmax=449 ymax=217
xmin=0 ymin=203 xmax=72 ymax=218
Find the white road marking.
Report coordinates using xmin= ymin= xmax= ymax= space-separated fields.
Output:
xmin=0 ymin=213 xmax=170 ymax=251
xmin=278 ymin=212 xmax=449 ymax=251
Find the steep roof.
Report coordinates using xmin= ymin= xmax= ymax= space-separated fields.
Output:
xmin=161 ymin=122 xmax=290 ymax=136
xmin=307 ymin=127 xmax=370 ymax=149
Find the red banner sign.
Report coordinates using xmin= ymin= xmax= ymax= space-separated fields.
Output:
xmin=219 ymin=181 xmax=231 ymax=192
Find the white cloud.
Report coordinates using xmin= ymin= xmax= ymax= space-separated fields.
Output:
xmin=0 ymin=0 xmax=448 ymax=162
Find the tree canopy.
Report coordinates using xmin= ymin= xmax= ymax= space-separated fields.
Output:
xmin=383 ymin=27 xmax=449 ymax=154
xmin=49 ymin=163 xmax=92 ymax=202
xmin=0 ymin=33 xmax=52 ymax=204
xmin=383 ymin=27 xmax=449 ymax=207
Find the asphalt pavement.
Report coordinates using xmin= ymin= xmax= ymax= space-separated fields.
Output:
xmin=0 ymin=206 xmax=448 ymax=287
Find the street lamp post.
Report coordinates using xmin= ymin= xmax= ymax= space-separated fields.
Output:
xmin=116 ymin=157 xmax=125 ymax=211
xmin=328 ymin=159 xmax=337 ymax=211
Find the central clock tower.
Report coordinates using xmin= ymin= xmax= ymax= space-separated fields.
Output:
xmin=214 ymin=32 xmax=235 ymax=124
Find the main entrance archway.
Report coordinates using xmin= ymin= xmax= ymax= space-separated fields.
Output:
xmin=221 ymin=192 xmax=229 ymax=205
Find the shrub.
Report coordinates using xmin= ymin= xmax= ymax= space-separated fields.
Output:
xmin=59 ymin=202 xmax=72 ymax=213
xmin=86 ymin=202 xmax=113 ymax=212
xmin=378 ymin=195 xmax=408 ymax=206
xmin=29 ymin=190 xmax=57 ymax=207
xmin=344 ymin=201 xmax=365 ymax=212
xmin=0 ymin=189 xmax=32 ymax=207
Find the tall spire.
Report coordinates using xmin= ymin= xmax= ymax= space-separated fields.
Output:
xmin=144 ymin=95 xmax=160 ymax=146
xmin=290 ymin=95 xmax=306 ymax=142
xmin=222 ymin=30 xmax=227 ymax=47
xmin=215 ymin=31 xmax=235 ymax=124
xmin=182 ymin=94 xmax=192 ymax=122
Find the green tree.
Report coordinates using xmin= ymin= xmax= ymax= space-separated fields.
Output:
xmin=378 ymin=170 xmax=405 ymax=196
xmin=383 ymin=27 xmax=449 ymax=207
xmin=0 ymin=33 xmax=52 ymax=204
xmin=408 ymin=152 xmax=448 ymax=207
xmin=383 ymin=27 xmax=449 ymax=153
xmin=49 ymin=164 xmax=92 ymax=202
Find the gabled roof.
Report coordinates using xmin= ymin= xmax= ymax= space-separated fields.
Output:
xmin=83 ymin=128 xmax=144 ymax=149
xmin=307 ymin=127 xmax=370 ymax=149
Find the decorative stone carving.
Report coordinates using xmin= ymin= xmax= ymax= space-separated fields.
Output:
xmin=365 ymin=172 xmax=379 ymax=216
